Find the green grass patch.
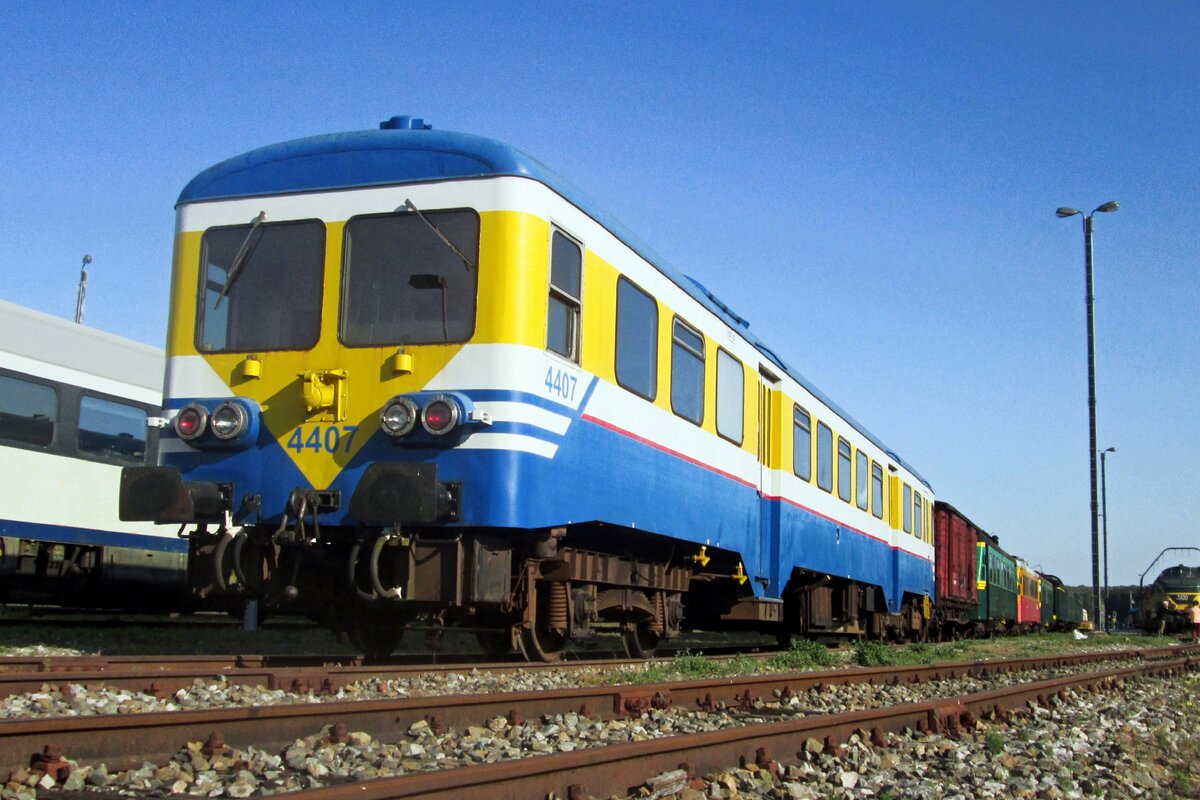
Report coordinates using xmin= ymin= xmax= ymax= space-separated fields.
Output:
xmin=767 ymin=638 xmax=834 ymax=670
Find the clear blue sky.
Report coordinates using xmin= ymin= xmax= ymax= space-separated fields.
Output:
xmin=3 ymin=2 xmax=1197 ymax=591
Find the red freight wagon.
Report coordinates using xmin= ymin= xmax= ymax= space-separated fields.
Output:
xmin=933 ymin=501 xmax=980 ymax=639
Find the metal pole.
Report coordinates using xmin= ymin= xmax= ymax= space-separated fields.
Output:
xmin=1101 ymin=449 xmax=1111 ymax=631
xmin=1083 ymin=215 xmax=1102 ymax=632
xmin=74 ymin=254 xmax=92 ymax=324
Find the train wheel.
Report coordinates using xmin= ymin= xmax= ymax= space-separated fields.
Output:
xmin=519 ymin=580 xmax=568 ymax=662
xmin=519 ymin=623 xmax=565 ymax=661
xmin=621 ymin=622 xmax=660 ymax=659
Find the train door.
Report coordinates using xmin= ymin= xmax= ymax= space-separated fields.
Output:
xmin=756 ymin=368 xmax=781 ymax=593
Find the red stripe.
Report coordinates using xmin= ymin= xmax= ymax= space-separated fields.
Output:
xmin=581 ymin=413 xmax=931 ymax=564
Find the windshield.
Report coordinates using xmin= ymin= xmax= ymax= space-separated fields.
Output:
xmin=196 ymin=219 xmax=325 ymax=352
xmin=340 ymin=209 xmax=479 ymax=346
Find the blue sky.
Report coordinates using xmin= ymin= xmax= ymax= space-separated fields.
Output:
xmin=3 ymin=2 xmax=1197 ymax=591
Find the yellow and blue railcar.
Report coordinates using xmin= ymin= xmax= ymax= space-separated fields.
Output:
xmin=120 ymin=117 xmax=935 ymax=658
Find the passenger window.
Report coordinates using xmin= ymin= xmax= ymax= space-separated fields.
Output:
xmin=792 ymin=406 xmax=812 ymax=481
xmin=615 ymin=278 xmax=658 ymax=400
xmin=903 ymin=483 xmax=913 ymax=533
xmin=816 ymin=421 xmax=833 ymax=493
xmin=78 ymin=396 xmax=148 ymax=466
xmin=837 ymin=437 xmax=851 ymax=503
xmin=855 ymin=450 xmax=869 ymax=511
xmin=0 ymin=374 xmax=57 ymax=447
xmin=871 ymin=462 xmax=884 ymax=519
xmin=547 ymin=231 xmax=582 ymax=361
xmin=670 ymin=318 xmax=704 ymax=425
xmin=716 ymin=349 xmax=743 ymax=444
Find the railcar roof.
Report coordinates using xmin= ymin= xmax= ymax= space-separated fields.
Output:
xmin=179 ymin=117 xmax=929 ymax=488
xmin=0 ymin=299 xmax=163 ymax=394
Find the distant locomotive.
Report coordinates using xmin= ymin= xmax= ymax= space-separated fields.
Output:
xmin=0 ymin=300 xmax=188 ymax=609
xmin=120 ymin=116 xmax=1076 ymax=657
xmin=1140 ymin=565 xmax=1200 ymax=633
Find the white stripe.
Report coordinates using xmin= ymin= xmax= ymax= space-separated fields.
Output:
xmin=473 ymin=401 xmax=570 ymax=435
xmin=458 ymin=432 xmax=558 ymax=459
xmin=0 ymin=352 xmax=160 ymax=405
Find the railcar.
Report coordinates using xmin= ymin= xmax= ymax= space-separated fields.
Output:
xmin=120 ymin=115 xmax=936 ymax=658
xmin=1015 ymin=562 xmax=1041 ymax=632
xmin=969 ymin=533 xmax=1017 ymax=636
xmin=1140 ymin=565 xmax=1200 ymax=633
xmin=931 ymin=501 xmax=978 ymax=640
xmin=1039 ymin=573 xmax=1082 ymax=631
xmin=1036 ymin=574 xmax=1054 ymax=630
xmin=0 ymin=300 xmax=187 ymax=608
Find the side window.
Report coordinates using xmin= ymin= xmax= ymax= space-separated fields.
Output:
xmin=547 ymin=230 xmax=582 ymax=361
xmin=615 ymin=278 xmax=658 ymax=400
xmin=78 ymin=396 xmax=148 ymax=466
xmin=855 ymin=450 xmax=869 ymax=511
xmin=871 ymin=462 xmax=884 ymax=519
xmin=792 ymin=405 xmax=812 ymax=481
xmin=816 ymin=421 xmax=833 ymax=493
xmin=716 ymin=349 xmax=744 ymax=444
xmin=913 ymin=493 xmax=923 ymax=541
xmin=902 ymin=483 xmax=913 ymax=533
xmin=0 ymin=374 xmax=57 ymax=447
xmin=670 ymin=318 xmax=704 ymax=424
xmin=837 ymin=437 xmax=852 ymax=503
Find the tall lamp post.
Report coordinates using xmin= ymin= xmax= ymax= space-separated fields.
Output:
xmin=1056 ymin=201 xmax=1119 ymax=631
xmin=74 ymin=254 xmax=93 ymax=325
xmin=1100 ymin=446 xmax=1115 ymax=631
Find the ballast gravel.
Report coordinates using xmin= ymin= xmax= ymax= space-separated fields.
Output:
xmin=4 ymin=660 xmax=1198 ymax=799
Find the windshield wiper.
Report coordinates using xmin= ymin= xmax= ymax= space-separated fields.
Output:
xmin=404 ymin=199 xmax=474 ymax=270
xmin=213 ymin=211 xmax=267 ymax=310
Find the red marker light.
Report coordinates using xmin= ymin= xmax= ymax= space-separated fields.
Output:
xmin=174 ymin=404 xmax=208 ymax=441
xmin=421 ymin=397 xmax=459 ymax=436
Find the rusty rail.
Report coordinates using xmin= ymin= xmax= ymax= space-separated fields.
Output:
xmin=0 ymin=645 xmax=1193 ymax=776
xmin=259 ymin=655 xmax=1199 ymax=800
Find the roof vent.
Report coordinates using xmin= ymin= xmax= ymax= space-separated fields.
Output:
xmin=380 ymin=115 xmax=432 ymax=131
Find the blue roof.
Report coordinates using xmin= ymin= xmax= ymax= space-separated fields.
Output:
xmin=179 ymin=117 xmax=929 ymax=488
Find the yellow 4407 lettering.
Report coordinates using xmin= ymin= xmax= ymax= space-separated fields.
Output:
xmin=287 ymin=425 xmax=359 ymax=454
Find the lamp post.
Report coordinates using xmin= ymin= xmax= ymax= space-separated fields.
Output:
xmin=74 ymin=254 xmax=93 ymax=324
xmin=1056 ymin=201 xmax=1119 ymax=632
xmin=1100 ymin=446 xmax=1115 ymax=631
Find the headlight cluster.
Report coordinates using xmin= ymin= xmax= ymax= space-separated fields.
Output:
xmin=381 ymin=394 xmax=461 ymax=438
xmin=173 ymin=400 xmax=255 ymax=446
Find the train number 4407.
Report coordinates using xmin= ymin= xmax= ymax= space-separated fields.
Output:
xmin=544 ymin=366 xmax=577 ymax=400
xmin=287 ymin=425 xmax=359 ymax=454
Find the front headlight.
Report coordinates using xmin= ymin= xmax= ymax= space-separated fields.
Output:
xmin=381 ymin=396 xmax=419 ymax=437
xmin=210 ymin=401 xmax=249 ymax=441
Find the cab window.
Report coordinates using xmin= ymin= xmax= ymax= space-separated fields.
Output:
xmin=199 ymin=219 xmax=325 ymax=352
xmin=341 ymin=209 xmax=479 ymax=346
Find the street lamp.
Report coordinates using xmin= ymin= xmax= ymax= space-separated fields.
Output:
xmin=74 ymin=254 xmax=93 ymax=325
xmin=1100 ymin=446 xmax=1115 ymax=631
xmin=1056 ymin=201 xmax=1119 ymax=632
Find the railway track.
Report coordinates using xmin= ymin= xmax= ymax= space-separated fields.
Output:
xmin=3 ymin=645 xmax=1196 ymax=788
xmin=0 ymin=645 xmax=777 ymax=699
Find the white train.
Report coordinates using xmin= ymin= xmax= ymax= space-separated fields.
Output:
xmin=0 ymin=300 xmax=188 ymax=609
